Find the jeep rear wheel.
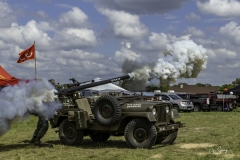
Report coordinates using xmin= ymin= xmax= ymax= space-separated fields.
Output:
xmin=124 ymin=118 xmax=157 ymax=149
xmin=59 ymin=119 xmax=84 ymax=145
xmin=90 ymin=132 xmax=111 ymax=142
xmin=94 ymin=95 xmax=121 ymax=127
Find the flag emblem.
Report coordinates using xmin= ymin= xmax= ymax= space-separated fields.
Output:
xmin=17 ymin=44 xmax=35 ymax=63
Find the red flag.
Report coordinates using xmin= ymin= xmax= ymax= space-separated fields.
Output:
xmin=17 ymin=44 xmax=35 ymax=63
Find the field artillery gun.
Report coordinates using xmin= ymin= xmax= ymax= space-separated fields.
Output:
xmin=51 ymin=75 xmax=185 ymax=148
xmin=66 ymin=78 xmax=92 ymax=88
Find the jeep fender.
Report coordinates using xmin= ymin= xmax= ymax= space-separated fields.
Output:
xmin=50 ymin=114 xmax=68 ymax=127
xmin=122 ymin=112 xmax=157 ymax=122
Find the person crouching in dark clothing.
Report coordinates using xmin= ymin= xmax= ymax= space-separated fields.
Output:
xmin=30 ymin=115 xmax=49 ymax=145
xmin=30 ymin=79 xmax=57 ymax=145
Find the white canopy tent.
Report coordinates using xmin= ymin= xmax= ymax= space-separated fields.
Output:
xmin=85 ymin=77 xmax=128 ymax=92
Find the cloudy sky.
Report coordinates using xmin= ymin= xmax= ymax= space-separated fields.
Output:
xmin=1 ymin=0 xmax=240 ymax=88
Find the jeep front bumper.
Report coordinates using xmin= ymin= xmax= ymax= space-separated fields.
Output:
xmin=156 ymin=122 xmax=185 ymax=132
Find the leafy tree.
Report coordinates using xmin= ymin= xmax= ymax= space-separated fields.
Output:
xmin=218 ymin=78 xmax=240 ymax=92
xmin=172 ymin=82 xmax=188 ymax=87
xmin=146 ymin=85 xmax=169 ymax=92
xmin=146 ymin=85 xmax=159 ymax=92
xmin=178 ymin=82 xmax=188 ymax=85
xmin=160 ymin=85 xmax=170 ymax=92
xmin=219 ymin=84 xmax=234 ymax=92
xmin=196 ymin=83 xmax=212 ymax=87
xmin=231 ymin=78 xmax=240 ymax=87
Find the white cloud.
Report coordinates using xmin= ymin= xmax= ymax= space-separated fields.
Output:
xmin=54 ymin=28 xmax=97 ymax=50
xmin=207 ymin=48 xmax=236 ymax=59
xmin=21 ymin=20 xmax=52 ymax=47
xmin=58 ymin=7 xmax=90 ymax=28
xmin=185 ymin=12 xmax=201 ymax=22
xmin=98 ymin=8 xmax=148 ymax=41
xmin=59 ymin=49 xmax=105 ymax=60
xmin=0 ymin=1 xmax=16 ymax=27
xmin=184 ymin=27 xmax=205 ymax=37
xmin=37 ymin=10 xmax=49 ymax=19
xmin=197 ymin=0 xmax=240 ymax=17
xmin=0 ymin=20 xmax=52 ymax=48
xmin=219 ymin=21 xmax=240 ymax=45
xmin=37 ymin=21 xmax=54 ymax=31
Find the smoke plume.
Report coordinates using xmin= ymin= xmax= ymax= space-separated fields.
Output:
xmin=123 ymin=40 xmax=208 ymax=91
xmin=0 ymin=79 xmax=62 ymax=137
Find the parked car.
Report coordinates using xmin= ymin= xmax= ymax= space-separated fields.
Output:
xmin=177 ymin=93 xmax=204 ymax=112
xmin=181 ymin=92 xmax=237 ymax=112
xmin=154 ymin=92 xmax=194 ymax=112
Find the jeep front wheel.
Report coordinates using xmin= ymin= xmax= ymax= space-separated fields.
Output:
xmin=59 ymin=119 xmax=84 ymax=145
xmin=90 ymin=132 xmax=111 ymax=141
xmin=124 ymin=118 xmax=157 ymax=149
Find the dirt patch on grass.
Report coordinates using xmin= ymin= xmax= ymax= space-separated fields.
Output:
xmin=223 ymin=154 xmax=235 ymax=159
xmin=179 ymin=143 xmax=216 ymax=149
xmin=195 ymin=127 xmax=206 ymax=130
xmin=197 ymin=152 xmax=207 ymax=156
xmin=150 ymin=154 xmax=163 ymax=159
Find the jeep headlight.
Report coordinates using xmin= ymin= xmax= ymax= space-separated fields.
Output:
xmin=152 ymin=107 xmax=157 ymax=116
xmin=166 ymin=106 xmax=169 ymax=113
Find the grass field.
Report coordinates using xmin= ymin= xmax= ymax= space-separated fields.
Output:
xmin=1 ymin=109 xmax=240 ymax=160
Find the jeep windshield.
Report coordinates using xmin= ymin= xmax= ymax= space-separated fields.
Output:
xmin=79 ymin=90 xmax=94 ymax=97
xmin=169 ymin=94 xmax=182 ymax=100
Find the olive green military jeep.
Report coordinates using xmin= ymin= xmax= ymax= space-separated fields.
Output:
xmin=50 ymin=75 xmax=185 ymax=148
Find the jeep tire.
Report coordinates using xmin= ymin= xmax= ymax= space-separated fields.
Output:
xmin=94 ymin=95 xmax=121 ymax=127
xmin=124 ymin=118 xmax=157 ymax=149
xmin=59 ymin=119 xmax=84 ymax=145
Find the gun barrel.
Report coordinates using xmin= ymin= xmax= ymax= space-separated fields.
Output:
xmin=59 ymin=75 xmax=130 ymax=95
xmin=67 ymin=83 xmax=80 ymax=88
xmin=66 ymin=80 xmax=93 ymax=88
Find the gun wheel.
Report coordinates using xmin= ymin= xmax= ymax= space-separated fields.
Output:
xmin=94 ymin=95 xmax=121 ymax=127
xmin=59 ymin=119 xmax=84 ymax=145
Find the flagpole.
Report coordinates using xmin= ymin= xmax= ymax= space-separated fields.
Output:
xmin=34 ymin=41 xmax=37 ymax=79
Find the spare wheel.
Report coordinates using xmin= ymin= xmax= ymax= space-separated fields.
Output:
xmin=94 ymin=95 xmax=121 ymax=127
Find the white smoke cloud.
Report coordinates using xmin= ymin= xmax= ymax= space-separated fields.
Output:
xmin=0 ymin=79 xmax=62 ymax=137
xmin=125 ymin=39 xmax=208 ymax=91
xmin=197 ymin=0 xmax=240 ymax=17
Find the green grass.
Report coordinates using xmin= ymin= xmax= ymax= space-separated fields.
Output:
xmin=1 ymin=110 xmax=240 ymax=160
